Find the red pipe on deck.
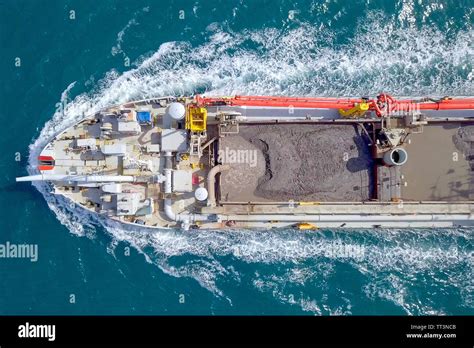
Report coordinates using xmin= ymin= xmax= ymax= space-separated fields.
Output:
xmin=196 ymin=94 xmax=360 ymax=109
xmin=196 ymin=94 xmax=474 ymax=115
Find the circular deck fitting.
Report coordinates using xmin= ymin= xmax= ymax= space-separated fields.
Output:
xmin=195 ymin=187 xmax=209 ymax=201
xmin=383 ymin=147 xmax=408 ymax=166
xmin=167 ymin=102 xmax=185 ymax=120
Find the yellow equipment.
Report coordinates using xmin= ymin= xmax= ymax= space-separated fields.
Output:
xmin=190 ymin=162 xmax=204 ymax=169
xmin=296 ymin=223 xmax=318 ymax=230
xmin=339 ymin=102 xmax=370 ymax=118
xmin=186 ymin=107 xmax=207 ymax=132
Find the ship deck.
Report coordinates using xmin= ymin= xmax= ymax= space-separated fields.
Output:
xmin=24 ymin=96 xmax=474 ymax=230
xmin=215 ymin=121 xmax=474 ymax=204
xmin=400 ymin=123 xmax=474 ymax=201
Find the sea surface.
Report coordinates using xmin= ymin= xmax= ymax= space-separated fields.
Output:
xmin=0 ymin=0 xmax=473 ymax=315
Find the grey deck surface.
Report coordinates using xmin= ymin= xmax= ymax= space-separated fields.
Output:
xmin=378 ymin=165 xmax=402 ymax=201
xmin=219 ymin=124 xmax=373 ymax=202
xmin=401 ymin=124 xmax=474 ymax=201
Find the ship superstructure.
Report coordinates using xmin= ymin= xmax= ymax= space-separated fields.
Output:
xmin=17 ymin=94 xmax=474 ymax=230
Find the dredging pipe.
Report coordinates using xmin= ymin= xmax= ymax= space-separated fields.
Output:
xmin=207 ymin=164 xmax=230 ymax=207
xmin=16 ymin=174 xmax=137 ymax=183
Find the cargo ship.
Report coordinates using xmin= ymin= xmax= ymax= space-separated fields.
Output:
xmin=17 ymin=94 xmax=474 ymax=230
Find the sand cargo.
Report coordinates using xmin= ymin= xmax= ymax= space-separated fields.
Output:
xmin=17 ymin=94 xmax=474 ymax=230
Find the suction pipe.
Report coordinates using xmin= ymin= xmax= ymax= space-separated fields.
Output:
xmin=207 ymin=164 xmax=230 ymax=207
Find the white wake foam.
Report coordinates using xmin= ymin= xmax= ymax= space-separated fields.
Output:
xmin=28 ymin=12 xmax=474 ymax=313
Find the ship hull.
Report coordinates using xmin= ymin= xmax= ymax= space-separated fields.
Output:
xmin=17 ymin=95 xmax=474 ymax=230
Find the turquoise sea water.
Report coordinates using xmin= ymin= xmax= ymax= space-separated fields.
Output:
xmin=0 ymin=0 xmax=473 ymax=315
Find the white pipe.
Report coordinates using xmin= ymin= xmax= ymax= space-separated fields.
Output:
xmin=163 ymin=196 xmax=212 ymax=225
xmin=16 ymin=174 xmax=136 ymax=183
xmin=221 ymin=214 xmax=474 ymax=222
xmin=164 ymin=168 xmax=173 ymax=194
xmin=163 ymin=198 xmax=176 ymax=221
xmin=207 ymin=164 xmax=231 ymax=207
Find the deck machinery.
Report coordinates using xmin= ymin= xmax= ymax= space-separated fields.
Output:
xmin=17 ymin=94 xmax=474 ymax=230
